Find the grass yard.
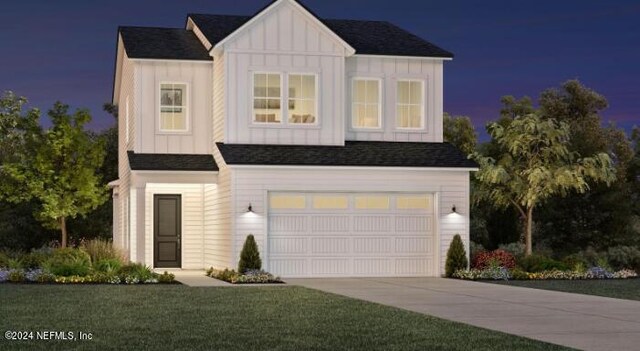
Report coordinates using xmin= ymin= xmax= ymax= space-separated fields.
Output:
xmin=490 ymin=279 xmax=640 ymax=301
xmin=0 ymin=285 xmax=569 ymax=351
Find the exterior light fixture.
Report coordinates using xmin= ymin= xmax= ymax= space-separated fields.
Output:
xmin=247 ymin=203 xmax=253 ymax=213
xmin=451 ymin=205 xmax=457 ymax=213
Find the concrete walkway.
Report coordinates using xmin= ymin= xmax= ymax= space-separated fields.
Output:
xmin=166 ymin=270 xmax=232 ymax=287
xmin=287 ymin=277 xmax=640 ymax=351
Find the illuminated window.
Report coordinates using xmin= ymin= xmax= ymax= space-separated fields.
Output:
xmin=352 ymin=79 xmax=381 ymax=128
xmin=253 ymin=73 xmax=282 ymax=123
xmin=160 ymin=83 xmax=188 ymax=131
xmin=313 ymin=196 xmax=348 ymax=209
xmin=270 ymin=195 xmax=306 ymax=209
xmin=355 ymin=196 xmax=389 ymax=209
xmin=288 ymin=74 xmax=316 ymax=124
xmin=396 ymin=80 xmax=423 ymax=129
xmin=397 ymin=196 xmax=431 ymax=209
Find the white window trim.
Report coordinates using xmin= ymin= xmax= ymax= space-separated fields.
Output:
xmin=251 ymin=71 xmax=284 ymax=125
xmin=395 ymin=79 xmax=425 ymax=130
xmin=250 ymin=71 xmax=320 ymax=127
xmin=286 ymin=72 xmax=319 ymax=127
xmin=158 ymin=81 xmax=190 ymax=134
xmin=351 ymin=77 xmax=383 ymax=130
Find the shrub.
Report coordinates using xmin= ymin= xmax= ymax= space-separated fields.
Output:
xmin=469 ymin=241 xmax=484 ymax=261
xmin=207 ymin=268 xmax=282 ymax=284
xmin=44 ymin=248 xmax=92 ymax=277
xmin=94 ymin=259 xmax=122 ymax=273
xmin=8 ymin=269 xmax=25 ymax=282
xmin=498 ymin=242 xmax=525 ymax=259
xmin=562 ymin=254 xmax=589 ymax=271
xmin=509 ymin=268 xmax=529 ymax=280
xmin=118 ymin=263 xmax=154 ymax=282
xmin=445 ymin=235 xmax=468 ymax=277
xmin=19 ymin=251 xmax=50 ymax=269
xmin=606 ymin=246 xmax=640 ymax=272
xmin=0 ymin=252 xmax=10 ymax=268
xmin=473 ymin=249 xmax=516 ymax=269
xmin=6 ymin=258 xmax=22 ymax=269
xmin=238 ymin=234 xmax=262 ymax=273
xmin=518 ymin=254 xmax=568 ymax=273
xmin=81 ymin=239 xmax=125 ymax=264
xmin=452 ymin=267 xmax=510 ymax=280
xmin=157 ymin=271 xmax=175 ymax=284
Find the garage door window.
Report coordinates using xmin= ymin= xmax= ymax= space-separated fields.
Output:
xmin=355 ymin=196 xmax=389 ymax=210
xmin=397 ymin=196 xmax=431 ymax=210
xmin=270 ymin=195 xmax=306 ymax=209
xmin=313 ymin=196 xmax=348 ymax=209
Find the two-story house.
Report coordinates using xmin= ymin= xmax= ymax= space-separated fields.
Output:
xmin=110 ymin=0 xmax=477 ymax=277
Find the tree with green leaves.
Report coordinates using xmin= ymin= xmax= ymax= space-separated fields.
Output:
xmin=3 ymin=102 xmax=108 ymax=247
xmin=238 ymin=234 xmax=262 ymax=273
xmin=443 ymin=113 xmax=477 ymax=155
xmin=445 ymin=234 xmax=468 ymax=277
xmin=472 ymin=114 xmax=616 ymax=256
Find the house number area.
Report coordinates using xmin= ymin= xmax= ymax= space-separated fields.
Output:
xmin=3 ymin=330 xmax=93 ymax=341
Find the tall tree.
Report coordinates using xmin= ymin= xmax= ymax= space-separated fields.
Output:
xmin=443 ymin=113 xmax=477 ymax=155
xmin=472 ymin=114 xmax=616 ymax=255
xmin=3 ymin=102 xmax=108 ymax=247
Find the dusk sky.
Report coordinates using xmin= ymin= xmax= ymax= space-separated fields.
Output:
xmin=1 ymin=0 xmax=638 ymax=139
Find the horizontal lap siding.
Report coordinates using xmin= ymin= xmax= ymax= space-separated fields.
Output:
xmin=230 ymin=168 xmax=470 ymax=275
xmin=144 ymin=184 xmax=206 ymax=269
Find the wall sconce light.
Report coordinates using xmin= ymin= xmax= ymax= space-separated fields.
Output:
xmin=451 ymin=205 xmax=457 ymax=214
xmin=247 ymin=203 xmax=253 ymax=213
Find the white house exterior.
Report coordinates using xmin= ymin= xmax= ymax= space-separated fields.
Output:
xmin=110 ymin=0 xmax=477 ymax=277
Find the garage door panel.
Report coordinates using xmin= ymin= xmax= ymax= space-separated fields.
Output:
xmin=270 ymin=237 xmax=307 ymax=255
xmin=395 ymin=216 xmax=432 ymax=232
xmin=271 ymin=259 xmax=306 ymax=276
xmin=353 ymin=237 xmax=392 ymax=253
xmin=311 ymin=216 xmax=350 ymax=232
xmin=396 ymin=258 xmax=431 ymax=275
xmin=354 ymin=258 xmax=393 ymax=275
xmin=311 ymin=237 xmax=350 ymax=254
xmin=353 ymin=216 xmax=393 ymax=232
xmin=270 ymin=215 xmax=307 ymax=232
xmin=395 ymin=237 xmax=431 ymax=254
xmin=311 ymin=258 xmax=350 ymax=275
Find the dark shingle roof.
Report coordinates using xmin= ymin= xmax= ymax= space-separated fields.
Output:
xmin=188 ymin=14 xmax=454 ymax=58
xmin=128 ymin=151 xmax=219 ymax=171
xmin=119 ymin=27 xmax=211 ymax=61
xmin=216 ymin=141 xmax=476 ymax=168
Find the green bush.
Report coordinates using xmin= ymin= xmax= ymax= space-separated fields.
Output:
xmin=81 ymin=239 xmax=124 ymax=264
xmin=19 ymin=251 xmax=50 ymax=269
xmin=8 ymin=269 xmax=25 ymax=282
xmin=469 ymin=241 xmax=484 ymax=261
xmin=606 ymin=246 xmax=640 ymax=272
xmin=118 ymin=263 xmax=154 ymax=281
xmin=6 ymin=257 xmax=22 ymax=269
xmin=518 ymin=254 xmax=568 ymax=273
xmin=238 ymin=234 xmax=262 ymax=273
xmin=94 ymin=258 xmax=123 ymax=273
xmin=0 ymin=252 xmax=10 ymax=268
xmin=157 ymin=271 xmax=175 ymax=284
xmin=44 ymin=248 xmax=92 ymax=277
xmin=498 ymin=242 xmax=525 ymax=259
xmin=445 ymin=235 xmax=468 ymax=277
xmin=562 ymin=253 xmax=589 ymax=270
xmin=509 ymin=268 xmax=529 ymax=280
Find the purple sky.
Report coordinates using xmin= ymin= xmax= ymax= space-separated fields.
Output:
xmin=1 ymin=0 xmax=638 ymax=140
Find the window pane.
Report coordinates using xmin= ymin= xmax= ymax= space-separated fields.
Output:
xmin=289 ymin=75 xmax=301 ymax=99
xmin=355 ymin=196 xmax=389 ymax=209
xmin=396 ymin=105 xmax=407 ymax=128
xmin=302 ymin=75 xmax=315 ymax=99
xmin=365 ymin=105 xmax=379 ymax=127
xmin=409 ymin=105 xmax=421 ymax=127
xmin=410 ymin=81 xmax=422 ymax=103
xmin=313 ymin=196 xmax=348 ymax=209
xmin=254 ymin=74 xmax=266 ymax=97
xmin=366 ymin=80 xmax=379 ymax=103
xmin=397 ymin=81 xmax=410 ymax=104
xmin=397 ymin=196 xmax=431 ymax=210
xmin=354 ymin=80 xmax=366 ymax=103
xmin=160 ymin=83 xmax=187 ymax=131
xmin=270 ymin=195 xmax=306 ymax=209
xmin=267 ymin=74 xmax=280 ymax=97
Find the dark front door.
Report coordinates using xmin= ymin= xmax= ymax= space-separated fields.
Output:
xmin=154 ymin=194 xmax=181 ymax=268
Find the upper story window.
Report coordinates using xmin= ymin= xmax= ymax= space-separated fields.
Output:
xmin=253 ymin=73 xmax=282 ymax=124
xmin=159 ymin=83 xmax=188 ymax=132
xmin=396 ymin=80 xmax=424 ymax=129
xmin=352 ymin=78 xmax=381 ymax=129
xmin=288 ymin=74 xmax=316 ymax=124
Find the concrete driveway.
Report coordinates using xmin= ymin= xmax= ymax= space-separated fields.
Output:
xmin=287 ymin=277 xmax=640 ymax=351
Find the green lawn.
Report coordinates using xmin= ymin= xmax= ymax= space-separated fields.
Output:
xmin=0 ymin=285 xmax=569 ymax=351
xmin=490 ymin=279 xmax=640 ymax=301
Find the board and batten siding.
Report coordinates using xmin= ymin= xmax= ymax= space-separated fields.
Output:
xmin=222 ymin=0 xmax=347 ymax=146
xmin=345 ymin=56 xmax=444 ymax=143
xmin=143 ymin=184 xmax=207 ymax=269
xmin=230 ymin=167 xmax=470 ymax=276
xmin=134 ymin=60 xmax=213 ymax=154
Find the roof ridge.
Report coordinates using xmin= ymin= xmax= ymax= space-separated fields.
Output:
xmin=119 ymin=25 xmax=189 ymax=31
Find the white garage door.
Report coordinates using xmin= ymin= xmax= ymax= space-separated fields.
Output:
xmin=268 ymin=192 xmax=436 ymax=277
